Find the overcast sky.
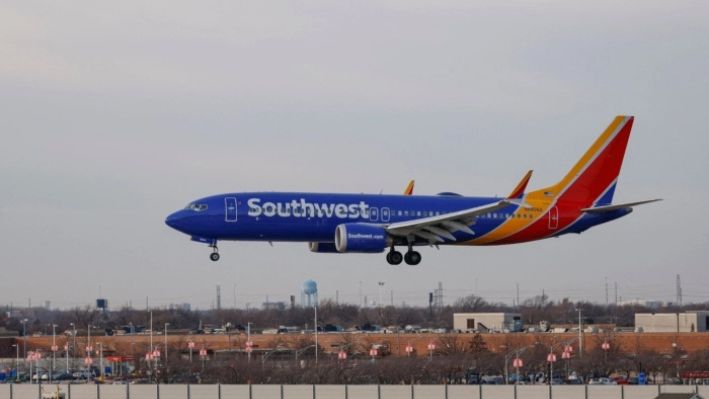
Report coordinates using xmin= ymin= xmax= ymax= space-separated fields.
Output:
xmin=1 ymin=0 xmax=708 ymax=310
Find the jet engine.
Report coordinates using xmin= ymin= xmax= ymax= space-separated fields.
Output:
xmin=334 ymin=223 xmax=389 ymax=253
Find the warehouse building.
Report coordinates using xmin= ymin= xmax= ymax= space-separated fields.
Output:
xmin=635 ymin=311 xmax=709 ymax=333
xmin=453 ymin=312 xmax=523 ymax=333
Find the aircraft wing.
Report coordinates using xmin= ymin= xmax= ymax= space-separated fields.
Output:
xmin=581 ymin=199 xmax=662 ymax=213
xmin=385 ymin=200 xmax=513 ymax=243
xmin=386 ymin=171 xmax=534 ymax=243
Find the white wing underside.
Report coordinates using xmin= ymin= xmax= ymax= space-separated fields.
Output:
xmin=385 ymin=199 xmax=516 ymax=244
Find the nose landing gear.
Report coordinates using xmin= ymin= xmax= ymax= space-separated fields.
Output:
xmin=209 ymin=242 xmax=220 ymax=262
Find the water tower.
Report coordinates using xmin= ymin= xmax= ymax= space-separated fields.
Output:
xmin=301 ymin=280 xmax=318 ymax=307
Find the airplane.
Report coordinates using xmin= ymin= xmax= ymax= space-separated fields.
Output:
xmin=165 ymin=115 xmax=660 ymax=265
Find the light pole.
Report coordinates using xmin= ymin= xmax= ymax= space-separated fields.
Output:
xmin=11 ymin=344 xmax=18 ymax=379
xmin=405 ymin=343 xmax=414 ymax=357
xmin=561 ymin=349 xmax=571 ymax=379
xmin=199 ymin=348 xmax=207 ymax=372
xmin=51 ymin=324 xmax=57 ymax=382
xmin=576 ymin=307 xmax=583 ymax=358
xmin=427 ymin=342 xmax=436 ymax=361
xmin=378 ymin=282 xmax=385 ymax=310
xmin=337 ymin=349 xmax=347 ymax=363
xmin=21 ymin=319 xmax=28 ymax=364
xmin=86 ymin=324 xmax=94 ymax=383
xmin=71 ymin=323 xmax=77 ymax=371
xmin=369 ymin=348 xmax=378 ymax=362
xmin=164 ymin=323 xmax=170 ymax=376
xmin=28 ymin=351 xmax=33 ymax=384
xmin=188 ymin=340 xmax=195 ymax=363
xmin=98 ymin=342 xmax=104 ymax=380
xmin=149 ymin=311 xmax=153 ymax=357
xmin=314 ymin=305 xmax=318 ymax=365
xmin=547 ymin=351 xmax=557 ymax=385
xmin=64 ymin=343 xmax=69 ymax=373
xmin=672 ymin=342 xmax=680 ymax=379
xmin=246 ymin=323 xmax=252 ymax=364
xmin=601 ymin=341 xmax=610 ymax=366
xmin=512 ymin=357 xmax=524 ymax=385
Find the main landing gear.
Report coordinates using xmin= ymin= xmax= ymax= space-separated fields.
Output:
xmin=386 ymin=249 xmax=403 ymax=265
xmin=404 ymin=250 xmax=422 ymax=266
xmin=386 ymin=246 xmax=421 ymax=266
xmin=209 ymin=242 xmax=220 ymax=262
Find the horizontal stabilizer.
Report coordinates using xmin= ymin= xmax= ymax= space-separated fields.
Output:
xmin=581 ymin=199 xmax=662 ymax=213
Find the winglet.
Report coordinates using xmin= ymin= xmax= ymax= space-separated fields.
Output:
xmin=403 ymin=180 xmax=415 ymax=195
xmin=507 ymin=170 xmax=533 ymax=199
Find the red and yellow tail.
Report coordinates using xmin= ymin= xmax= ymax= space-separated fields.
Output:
xmin=536 ymin=115 xmax=633 ymax=206
xmin=472 ymin=116 xmax=635 ymax=245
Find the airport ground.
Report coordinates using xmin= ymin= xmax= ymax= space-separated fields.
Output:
xmin=2 ymin=331 xmax=709 ymax=386
xmin=2 ymin=382 xmax=709 ymax=399
xmin=2 ymin=301 xmax=708 ymax=386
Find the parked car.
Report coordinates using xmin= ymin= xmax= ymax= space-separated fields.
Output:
xmin=589 ymin=377 xmax=617 ymax=385
xmin=481 ymin=375 xmax=504 ymax=384
xmin=52 ymin=372 xmax=73 ymax=381
xmin=467 ymin=374 xmax=480 ymax=384
xmin=72 ymin=369 xmax=96 ymax=380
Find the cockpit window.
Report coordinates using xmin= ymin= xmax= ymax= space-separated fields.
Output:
xmin=185 ymin=203 xmax=208 ymax=212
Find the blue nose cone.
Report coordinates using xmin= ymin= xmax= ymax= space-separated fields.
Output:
xmin=165 ymin=211 xmax=185 ymax=231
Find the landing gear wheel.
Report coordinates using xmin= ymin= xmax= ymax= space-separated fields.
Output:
xmin=386 ymin=250 xmax=403 ymax=265
xmin=404 ymin=250 xmax=421 ymax=266
xmin=209 ymin=242 xmax=220 ymax=262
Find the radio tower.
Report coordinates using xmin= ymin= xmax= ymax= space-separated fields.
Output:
xmin=216 ymin=285 xmax=222 ymax=310
xmin=676 ymin=274 xmax=682 ymax=306
xmin=433 ymin=282 xmax=444 ymax=309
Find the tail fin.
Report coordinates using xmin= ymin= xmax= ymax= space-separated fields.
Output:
xmin=539 ymin=115 xmax=634 ymax=207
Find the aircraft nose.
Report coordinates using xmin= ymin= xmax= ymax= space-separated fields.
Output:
xmin=165 ymin=211 xmax=185 ymax=231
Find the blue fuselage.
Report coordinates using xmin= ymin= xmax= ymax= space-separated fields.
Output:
xmin=167 ymin=192 xmax=508 ymax=244
xmin=165 ymin=192 xmax=627 ymax=246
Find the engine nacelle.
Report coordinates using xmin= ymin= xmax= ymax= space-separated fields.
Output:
xmin=334 ymin=223 xmax=389 ymax=253
xmin=308 ymin=242 xmax=339 ymax=253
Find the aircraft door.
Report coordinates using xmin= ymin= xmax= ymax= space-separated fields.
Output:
xmin=381 ymin=207 xmax=391 ymax=222
xmin=370 ymin=207 xmax=379 ymax=222
xmin=548 ymin=206 xmax=559 ymax=230
xmin=225 ymin=197 xmax=237 ymax=222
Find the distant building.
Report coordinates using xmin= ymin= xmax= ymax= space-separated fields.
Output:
xmin=619 ymin=299 xmax=664 ymax=309
xmin=453 ymin=312 xmax=523 ymax=333
xmin=635 ymin=311 xmax=709 ymax=333
xmin=263 ymin=301 xmax=286 ymax=311
xmin=0 ymin=327 xmax=19 ymax=337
